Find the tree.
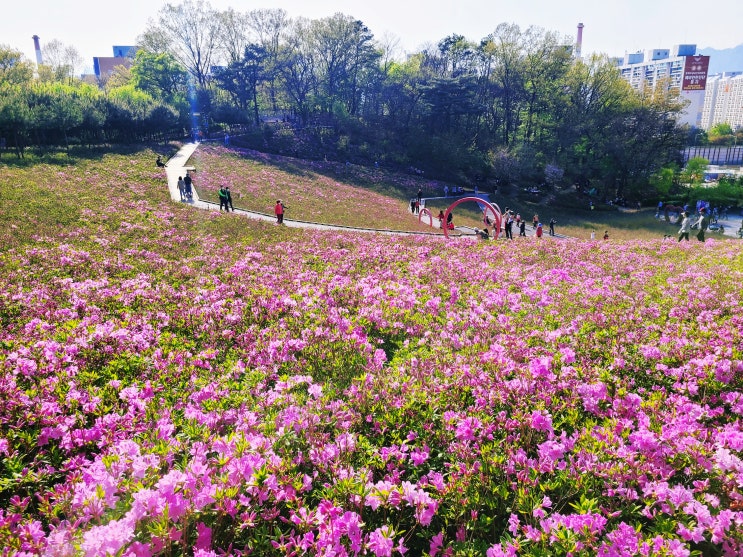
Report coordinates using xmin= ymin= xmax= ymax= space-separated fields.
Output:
xmin=106 ymin=85 xmax=157 ymax=142
xmin=603 ymin=82 xmax=687 ymax=199
xmin=420 ymin=76 xmax=481 ymax=136
xmin=519 ymin=27 xmax=572 ymax=146
xmin=309 ymin=14 xmax=379 ymax=116
xmin=219 ymin=8 xmax=252 ymax=64
xmin=680 ymin=156 xmax=708 ymax=186
xmin=246 ymin=9 xmax=290 ymax=113
xmin=131 ymin=50 xmax=188 ymax=102
xmin=28 ymin=83 xmax=84 ymax=149
xmin=648 ymin=164 xmax=679 ymax=199
xmin=708 ymin=122 xmax=734 ymax=144
xmin=277 ymin=19 xmax=318 ymax=125
xmin=37 ymin=39 xmax=82 ymax=84
xmin=555 ymin=54 xmax=635 ymax=194
xmin=213 ymin=44 xmax=268 ymax=125
xmin=141 ymin=0 xmax=223 ymax=87
xmin=0 ymin=45 xmax=33 ymax=86
xmin=435 ymin=34 xmax=478 ymax=78
xmin=480 ymin=23 xmax=526 ymax=146
xmin=0 ymin=85 xmax=31 ymax=157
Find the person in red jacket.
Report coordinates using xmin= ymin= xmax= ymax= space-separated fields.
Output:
xmin=275 ymin=200 xmax=285 ymax=224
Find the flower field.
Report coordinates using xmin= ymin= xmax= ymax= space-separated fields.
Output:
xmin=2 ymin=149 xmax=743 ymax=556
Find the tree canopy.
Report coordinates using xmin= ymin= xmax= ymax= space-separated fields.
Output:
xmin=0 ymin=4 xmax=695 ymax=200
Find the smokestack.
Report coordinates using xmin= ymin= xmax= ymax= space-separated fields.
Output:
xmin=32 ymin=35 xmax=43 ymax=65
xmin=575 ymin=23 xmax=584 ymax=59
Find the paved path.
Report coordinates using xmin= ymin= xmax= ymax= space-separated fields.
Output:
xmin=164 ymin=143 xmax=572 ymax=240
xmin=164 ymin=142 xmax=442 ymax=236
xmin=653 ymin=213 xmax=742 ymax=239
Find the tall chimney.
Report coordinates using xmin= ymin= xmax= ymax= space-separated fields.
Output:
xmin=32 ymin=35 xmax=43 ymax=65
xmin=576 ymin=23 xmax=584 ymax=59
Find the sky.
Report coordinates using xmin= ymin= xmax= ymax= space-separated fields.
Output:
xmin=3 ymin=0 xmax=742 ymax=74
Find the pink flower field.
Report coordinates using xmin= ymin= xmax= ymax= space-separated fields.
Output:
xmin=2 ymin=150 xmax=743 ymax=556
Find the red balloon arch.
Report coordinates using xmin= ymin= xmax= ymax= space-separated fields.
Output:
xmin=419 ymin=196 xmax=502 ymax=239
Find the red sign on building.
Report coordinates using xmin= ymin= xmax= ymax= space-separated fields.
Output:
xmin=682 ymin=55 xmax=710 ymax=91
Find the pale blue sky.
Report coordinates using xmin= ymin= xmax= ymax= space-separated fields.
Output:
xmin=3 ymin=0 xmax=742 ymax=74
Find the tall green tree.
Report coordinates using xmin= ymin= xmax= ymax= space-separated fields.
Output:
xmin=213 ymin=45 xmax=268 ymax=125
xmin=277 ymin=19 xmax=319 ymax=125
xmin=310 ymin=14 xmax=379 ymax=116
xmin=480 ymin=23 xmax=526 ymax=146
xmin=555 ymin=54 xmax=634 ymax=193
xmin=247 ymin=8 xmax=290 ymax=113
xmin=131 ymin=50 xmax=188 ymax=102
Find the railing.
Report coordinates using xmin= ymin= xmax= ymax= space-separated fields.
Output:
xmin=684 ymin=145 xmax=743 ymax=165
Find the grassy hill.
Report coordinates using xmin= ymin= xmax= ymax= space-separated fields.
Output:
xmin=3 ymin=143 xmax=733 ymax=243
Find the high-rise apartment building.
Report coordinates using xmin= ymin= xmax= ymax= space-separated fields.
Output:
xmin=614 ymin=44 xmax=709 ymax=128
xmin=701 ymin=72 xmax=743 ymax=131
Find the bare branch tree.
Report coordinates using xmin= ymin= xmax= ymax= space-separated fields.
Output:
xmin=219 ymin=8 xmax=252 ymax=65
xmin=145 ymin=0 xmax=223 ymax=87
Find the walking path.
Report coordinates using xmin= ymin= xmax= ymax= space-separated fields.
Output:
xmin=164 ymin=143 xmax=441 ymax=236
xmin=166 ymin=143 xmax=743 ymax=240
xmin=164 ymin=142 xmax=572 ymax=240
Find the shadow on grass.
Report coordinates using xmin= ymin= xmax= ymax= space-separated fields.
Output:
xmin=0 ymin=142 xmax=183 ymax=168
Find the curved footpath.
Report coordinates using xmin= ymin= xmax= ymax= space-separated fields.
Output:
xmin=165 ymin=142 xmax=578 ymax=239
xmin=165 ymin=142 xmax=442 ymax=237
xmin=166 ymin=143 xmax=743 ymax=240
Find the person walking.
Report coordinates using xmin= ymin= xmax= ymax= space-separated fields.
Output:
xmin=275 ymin=200 xmax=285 ymax=224
xmin=505 ymin=211 xmax=514 ymax=240
xmin=218 ymin=186 xmax=229 ymax=211
xmin=549 ymin=218 xmax=556 ymax=236
xmin=417 ymin=187 xmax=423 ymax=205
xmin=678 ymin=211 xmax=691 ymax=241
xmin=536 ymin=223 xmax=543 ymax=238
xmin=225 ymin=186 xmax=234 ymax=211
xmin=532 ymin=213 xmax=539 ymax=229
xmin=695 ymin=208 xmax=708 ymax=242
xmin=444 ymin=185 xmax=449 ymax=197
xmin=519 ymin=220 xmax=526 ymax=237
xmin=184 ymin=172 xmax=193 ymax=200
xmin=177 ymin=176 xmax=186 ymax=201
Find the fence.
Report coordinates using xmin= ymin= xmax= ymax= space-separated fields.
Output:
xmin=684 ymin=145 xmax=743 ymax=165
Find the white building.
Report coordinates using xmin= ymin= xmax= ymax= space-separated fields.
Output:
xmin=701 ymin=72 xmax=743 ymax=131
xmin=615 ymin=44 xmax=709 ymax=128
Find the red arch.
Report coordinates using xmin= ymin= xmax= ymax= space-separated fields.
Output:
xmin=442 ymin=197 xmax=502 ymax=239
xmin=418 ymin=207 xmax=434 ymax=227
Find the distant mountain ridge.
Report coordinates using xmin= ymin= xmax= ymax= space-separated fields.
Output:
xmin=697 ymin=44 xmax=743 ymax=74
